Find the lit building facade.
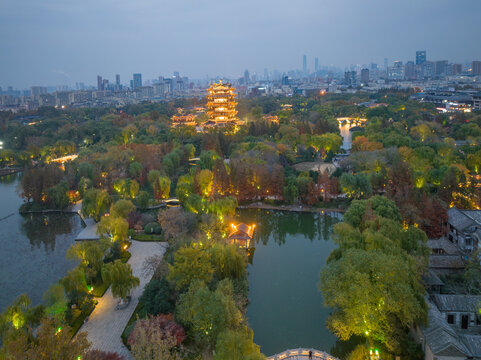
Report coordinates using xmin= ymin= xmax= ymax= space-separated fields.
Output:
xmin=206 ymin=80 xmax=239 ymax=125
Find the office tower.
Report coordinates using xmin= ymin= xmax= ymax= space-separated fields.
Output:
xmin=264 ymin=68 xmax=268 ymax=80
xmin=173 ymin=71 xmax=180 ymax=78
xmin=473 ymin=61 xmax=481 ymax=75
xmin=360 ymin=68 xmax=369 ymax=84
xmin=281 ymin=75 xmax=289 ymax=86
xmin=303 ymin=55 xmax=307 ymax=74
xmin=416 ymin=50 xmax=427 ymax=65
xmin=344 ymin=71 xmax=356 ymax=86
xmin=315 ymin=57 xmax=319 ymax=72
xmin=434 ymin=60 xmax=448 ymax=75
xmin=30 ymin=86 xmax=47 ymax=99
xmin=133 ymin=73 xmax=142 ymax=89
xmin=452 ymin=64 xmax=462 ymax=75
xmin=405 ymin=61 xmax=416 ymax=80
xmin=102 ymin=79 xmax=109 ymax=90
xmin=244 ymin=69 xmax=250 ymax=85
xmin=115 ymin=74 xmax=120 ymax=87
xmin=206 ymin=80 xmax=238 ymax=124
xmin=97 ymin=75 xmax=103 ymax=91
xmin=384 ymin=58 xmax=388 ymax=70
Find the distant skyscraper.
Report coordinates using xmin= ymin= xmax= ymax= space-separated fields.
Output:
xmin=115 ymin=74 xmax=120 ymax=87
xmin=405 ymin=61 xmax=416 ymax=80
xmin=416 ymin=50 xmax=427 ymax=65
xmin=97 ymin=75 xmax=103 ymax=91
xmin=473 ymin=61 xmax=481 ymax=75
xmin=315 ymin=57 xmax=319 ymax=72
xmin=360 ymin=68 xmax=369 ymax=84
xmin=264 ymin=68 xmax=268 ymax=80
xmin=133 ymin=73 xmax=142 ymax=89
xmin=434 ymin=60 xmax=448 ymax=75
xmin=244 ymin=69 xmax=250 ymax=85
xmin=451 ymin=64 xmax=462 ymax=75
xmin=303 ymin=55 xmax=307 ymax=74
xmin=384 ymin=58 xmax=388 ymax=70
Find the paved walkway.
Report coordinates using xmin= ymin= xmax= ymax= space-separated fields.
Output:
xmin=78 ymin=241 xmax=168 ymax=359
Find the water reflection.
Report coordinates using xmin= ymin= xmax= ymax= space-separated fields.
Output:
xmin=243 ymin=209 xmax=347 ymax=357
xmin=21 ymin=213 xmax=75 ymax=252
xmin=0 ymin=174 xmax=80 ymax=312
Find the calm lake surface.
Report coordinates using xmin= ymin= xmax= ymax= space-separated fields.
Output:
xmin=242 ymin=209 xmax=353 ymax=358
xmin=0 ymin=174 xmax=81 ymax=312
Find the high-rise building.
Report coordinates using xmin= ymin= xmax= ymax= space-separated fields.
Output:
xmin=303 ymin=55 xmax=307 ymax=74
xmin=315 ymin=57 xmax=319 ymax=73
xmin=115 ymin=74 xmax=120 ymax=87
xmin=473 ymin=61 xmax=481 ymax=75
xmin=30 ymin=86 xmax=47 ymax=99
xmin=97 ymin=75 xmax=103 ymax=91
xmin=133 ymin=73 xmax=142 ymax=89
xmin=405 ymin=61 xmax=416 ymax=80
xmin=384 ymin=58 xmax=389 ymax=70
xmin=264 ymin=68 xmax=269 ymax=81
xmin=416 ymin=50 xmax=427 ymax=65
xmin=344 ymin=71 xmax=357 ymax=86
xmin=451 ymin=64 xmax=463 ymax=75
xmin=206 ymin=80 xmax=238 ymax=124
xmin=435 ymin=60 xmax=448 ymax=75
xmin=360 ymin=68 xmax=369 ymax=84
xmin=244 ymin=69 xmax=250 ymax=85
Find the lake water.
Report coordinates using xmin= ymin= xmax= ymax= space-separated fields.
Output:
xmin=0 ymin=174 xmax=81 ymax=312
xmin=242 ymin=209 xmax=353 ymax=358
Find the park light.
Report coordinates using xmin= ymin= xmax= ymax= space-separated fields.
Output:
xmin=0 ymin=140 xmax=3 ymax=149
xmin=56 ymin=327 xmax=62 ymax=335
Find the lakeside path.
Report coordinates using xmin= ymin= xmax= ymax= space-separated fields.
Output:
xmin=78 ymin=241 xmax=168 ymax=359
xmin=238 ymin=202 xmax=346 ymax=213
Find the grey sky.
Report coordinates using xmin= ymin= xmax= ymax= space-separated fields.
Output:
xmin=1 ymin=0 xmax=481 ymax=88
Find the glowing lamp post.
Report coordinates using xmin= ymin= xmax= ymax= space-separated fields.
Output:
xmin=370 ymin=348 xmax=380 ymax=360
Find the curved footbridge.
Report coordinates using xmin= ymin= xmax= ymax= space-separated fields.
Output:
xmin=267 ymin=348 xmax=339 ymax=360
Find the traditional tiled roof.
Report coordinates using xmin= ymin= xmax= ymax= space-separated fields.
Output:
xmin=422 ymin=301 xmax=471 ymax=357
xmin=228 ymin=223 xmax=254 ymax=240
xmin=429 ymin=254 xmax=466 ymax=269
xmin=426 ymin=238 xmax=461 ymax=255
xmin=422 ymin=269 xmax=444 ymax=286
xmin=432 ymin=294 xmax=481 ymax=312
xmin=448 ymin=207 xmax=481 ymax=232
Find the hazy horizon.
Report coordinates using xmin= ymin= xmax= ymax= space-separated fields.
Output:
xmin=1 ymin=0 xmax=481 ymax=88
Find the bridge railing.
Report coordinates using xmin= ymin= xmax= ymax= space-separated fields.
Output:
xmin=267 ymin=348 xmax=339 ymax=360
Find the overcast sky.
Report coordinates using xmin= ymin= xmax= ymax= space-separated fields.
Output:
xmin=1 ymin=0 xmax=481 ymax=88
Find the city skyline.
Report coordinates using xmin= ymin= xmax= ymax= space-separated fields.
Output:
xmin=1 ymin=0 xmax=481 ymax=88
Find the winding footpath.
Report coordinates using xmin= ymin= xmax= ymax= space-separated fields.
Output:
xmin=77 ymin=240 xmax=167 ymax=359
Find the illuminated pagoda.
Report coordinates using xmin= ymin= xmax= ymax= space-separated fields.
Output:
xmin=206 ymin=80 xmax=239 ymax=126
xmin=228 ymin=223 xmax=255 ymax=249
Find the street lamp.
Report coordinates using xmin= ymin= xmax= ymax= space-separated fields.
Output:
xmin=370 ymin=348 xmax=380 ymax=360
xmin=0 ymin=140 xmax=3 ymax=150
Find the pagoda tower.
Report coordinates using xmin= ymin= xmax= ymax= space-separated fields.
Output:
xmin=206 ymin=80 xmax=239 ymax=124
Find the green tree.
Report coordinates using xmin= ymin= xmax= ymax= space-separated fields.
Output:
xmin=42 ymin=283 xmax=68 ymax=322
xmin=196 ymin=169 xmax=214 ymax=197
xmin=82 ymin=188 xmax=112 ymax=221
xmin=167 ymin=246 xmax=214 ymax=290
xmin=129 ymin=162 xmax=143 ymax=179
xmin=339 ymin=173 xmax=372 ymax=199
xmin=66 ymin=240 xmax=108 ymax=283
xmin=176 ymin=280 xmax=242 ymax=349
xmin=110 ymin=199 xmax=136 ymax=219
xmin=320 ymin=248 xmax=426 ymax=352
xmin=214 ymin=327 xmax=265 ymax=360
xmin=97 ymin=216 xmax=129 ymax=242
xmin=139 ymin=278 xmax=175 ymax=316
xmin=209 ymin=244 xmax=247 ymax=280
xmin=154 ymin=176 xmax=171 ymax=200
xmin=136 ymin=191 xmax=150 ymax=209
xmin=102 ymin=260 xmax=140 ymax=301
xmin=200 ymin=150 xmax=219 ymax=170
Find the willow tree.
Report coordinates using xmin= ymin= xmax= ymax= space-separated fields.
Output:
xmin=102 ymin=260 xmax=140 ymax=301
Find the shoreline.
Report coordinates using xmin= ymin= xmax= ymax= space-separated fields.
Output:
xmin=238 ymin=202 xmax=346 ymax=213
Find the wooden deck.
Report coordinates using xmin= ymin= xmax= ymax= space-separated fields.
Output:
xmin=267 ymin=348 xmax=338 ymax=360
